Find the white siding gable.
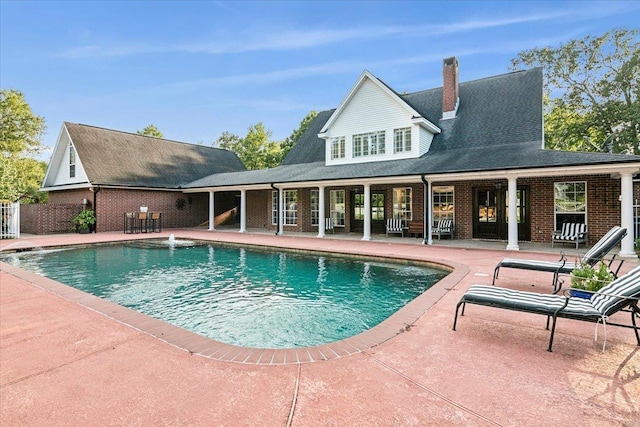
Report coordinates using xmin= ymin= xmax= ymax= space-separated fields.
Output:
xmin=321 ymin=71 xmax=439 ymax=166
xmin=42 ymin=124 xmax=90 ymax=190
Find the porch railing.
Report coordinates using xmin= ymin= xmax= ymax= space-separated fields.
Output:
xmin=1 ymin=202 xmax=20 ymax=239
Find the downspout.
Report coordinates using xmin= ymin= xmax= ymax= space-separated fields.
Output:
xmin=90 ymin=185 xmax=101 ymax=233
xmin=270 ymin=183 xmax=279 ymax=235
xmin=420 ymin=175 xmax=429 ymax=245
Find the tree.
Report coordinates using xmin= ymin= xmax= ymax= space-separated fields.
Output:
xmin=280 ymin=111 xmax=318 ymax=159
xmin=136 ymin=124 xmax=163 ymax=138
xmin=0 ymin=89 xmax=48 ymax=203
xmin=0 ymin=89 xmax=46 ymax=156
xmin=215 ymin=124 xmax=282 ymax=170
xmin=511 ymin=28 xmax=639 ymax=154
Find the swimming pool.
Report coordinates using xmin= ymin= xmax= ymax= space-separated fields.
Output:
xmin=1 ymin=241 xmax=448 ymax=349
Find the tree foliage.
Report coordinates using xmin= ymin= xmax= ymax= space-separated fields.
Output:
xmin=0 ymin=89 xmax=48 ymax=203
xmin=511 ymin=28 xmax=639 ymax=154
xmin=136 ymin=124 xmax=164 ymax=138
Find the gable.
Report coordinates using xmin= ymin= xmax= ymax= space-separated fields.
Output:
xmin=42 ymin=125 xmax=90 ymax=189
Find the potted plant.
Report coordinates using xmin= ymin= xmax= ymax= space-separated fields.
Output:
xmin=569 ymin=262 xmax=614 ymax=299
xmin=72 ymin=209 xmax=96 ymax=234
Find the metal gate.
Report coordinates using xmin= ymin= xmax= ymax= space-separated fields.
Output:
xmin=1 ymin=202 xmax=20 ymax=239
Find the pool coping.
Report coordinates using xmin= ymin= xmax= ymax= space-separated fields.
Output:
xmin=0 ymin=237 xmax=468 ymax=365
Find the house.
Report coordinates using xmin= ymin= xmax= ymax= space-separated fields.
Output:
xmin=183 ymin=57 xmax=640 ymax=257
xmin=36 ymin=57 xmax=640 ymax=258
xmin=31 ymin=124 xmax=246 ymax=233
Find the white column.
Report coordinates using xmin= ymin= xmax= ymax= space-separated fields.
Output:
xmin=317 ymin=186 xmax=325 ymax=238
xmin=239 ymin=189 xmax=246 ymax=233
xmin=619 ymin=172 xmax=637 ymax=258
xmin=506 ymin=176 xmax=519 ymax=251
xmin=362 ymin=184 xmax=371 ymax=241
xmin=208 ymin=191 xmax=215 ymax=231
xmin=278 ymin=188 xmax=284 ymax=235
xmin=427 ymin=180 xmax=433 ymax=245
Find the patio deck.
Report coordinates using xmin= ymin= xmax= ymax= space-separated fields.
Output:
xmin=1 ymin=229 xmax=639 ymax=426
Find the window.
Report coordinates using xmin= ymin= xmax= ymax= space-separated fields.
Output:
xmin=284 ymin=190 xmax=298 ymax=225
xmin=310 ymin=189 xmax=319 ymax=226
xmin=393 ymin=188 xmax=412 ymax=221
xmin=554 ymin=181 xmax=586 ymax=227
xmin=330 ymin=137 xmax=345 ymax=159
xmin=69 ymin=143 xmax=76 ymax=178
xmin=394 ymin=128 xmax=411 ymax=153
xmin=271 ymin=191 xmax=278 ymax=225
xmin=330 ymin=190 xmax=345 ymax=227
xmin=353 ymin=131 xmax=385 ymax=157
xmin=433 ymin=186 xmax=454 ymax=225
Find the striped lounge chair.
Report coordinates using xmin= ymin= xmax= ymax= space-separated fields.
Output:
xmin=386 ymin=218 xmax=404 ymax=237
xmin=453 ymin=265 xmax=640 ymax=352
xmin=552 ymin=222 xmax=588 ymax=249
xmin=492 ymin=226 xmax=627 ymax=292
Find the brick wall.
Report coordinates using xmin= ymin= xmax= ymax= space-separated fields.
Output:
xmin=21 ymin=204 xmax=82 ymax=234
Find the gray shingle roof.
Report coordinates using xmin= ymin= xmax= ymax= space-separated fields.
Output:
xmin=185 ymin=67 xmax=640 ymax=189
xmin=65 ymin=123 xmax=245 ymax=188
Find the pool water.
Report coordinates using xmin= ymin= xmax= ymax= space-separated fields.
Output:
xmin=2 ymin=242 xmax=447 ymax=349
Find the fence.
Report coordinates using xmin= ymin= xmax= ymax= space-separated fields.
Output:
xmin=1 ymin=202 xmax=20 ymax=239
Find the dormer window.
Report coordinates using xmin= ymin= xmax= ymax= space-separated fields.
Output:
xmin=330 ymin=137 xmax=345 ymax=159
xmin=69 ymin=143 xmax=76 ymax=178
xmin=394 ymin=128 xmax=411 ymax=153
xmin=353 ymin=131 xmax=385 ymax=157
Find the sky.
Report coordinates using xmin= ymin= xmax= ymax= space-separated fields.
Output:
xmin=2 ymin=1 xmax=639 ymax=162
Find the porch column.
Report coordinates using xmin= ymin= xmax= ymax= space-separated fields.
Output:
xmin=317 ymin=185 xmax=325 ymax=238
xmin=506 ymin=176 xmax=519 ymax=251
xmin=239 ymin=189 xmax=246 ymax=233
xmin=278 ymin=187 xmax=284 ymax=235
xmin=426 ymin=180 xmax=433 ymax=245
xmin=208 ymin=191 xmax=215 ymax=231
xmin=619 ymin=172 xmax=637 ymax=258
xmin=362 ymin=183 xmax=371 ymax=241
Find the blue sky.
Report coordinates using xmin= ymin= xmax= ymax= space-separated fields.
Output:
xmin=2 ymin=1 xmax=639 ymax=161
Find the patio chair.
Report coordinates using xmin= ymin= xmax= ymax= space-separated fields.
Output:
xmin=453 ymin=265 xmax=640 ymax=352
xmin=433 ymin=219 xmax=454 ymax=240
xmin=492 ymin=226 xmax=626 ymax=292
xmin=552 ymin=222 xmax=587 ymax=249
xmin=386 ymin=218 xmax=404 ymax=237
xmin=325 ymin=217 xmax=334 ymax=234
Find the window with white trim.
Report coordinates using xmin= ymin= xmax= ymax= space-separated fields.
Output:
xmin=310 ymin=189 xmax=319 ymax=226
xmin=433 ymin=186 xmax=454 ymax=225
xmin=271 ymin=191 xmax=278 ymax=225
xmin=353 ymin=131 xmax=385 ymax=157
xmin=330 ymin=190 xmax=345 ymax=227
xmin=284 ymin=190 xmax=298 ymax=225
xmin=554 ymin=181 xmax=586 ymax=227
xmin=392 ymin=188 xmax=412 ymax=221
xmin=330 ymin=137 xmax=345 ymax=159
xmin=394 ymin=128 xmax=411 ymax=153
xmin=69 ymin=143 xmax=76 ymax=178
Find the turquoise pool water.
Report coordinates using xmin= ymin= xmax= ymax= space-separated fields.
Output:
xmin=2 ymin=241 xmax=447 ymax=349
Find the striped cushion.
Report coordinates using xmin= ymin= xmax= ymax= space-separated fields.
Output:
xmin=462 ymin=285 xmax=600 ymax=317
xmin=582 ymin=226 xmax=626 ymax=265
xmin=590 ymin=265 xmax=640 ymax=315
xmin=553 ymin=223 xmax=586 ymax=241
xmin=498 ymin=258 xmax=577 ymax=274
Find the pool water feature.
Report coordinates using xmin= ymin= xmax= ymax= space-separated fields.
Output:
xmin=2 ymin=242 xmax=448 ymax=349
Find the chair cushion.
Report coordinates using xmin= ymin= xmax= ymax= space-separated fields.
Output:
xmin=590 ymin=266 xmax=640 ymax=315
xmin=497 ymin=258 xmax=577 ymax=273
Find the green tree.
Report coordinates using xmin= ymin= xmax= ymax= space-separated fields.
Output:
xmin=511 ymin=28 xmax=639 ymax=154
xmin=280 ymin=111 xmax=318 ymax=159
xmin=136 ymin=124 xmax=163 ymax=138
xmin=215 ymin=124 xmax=282 ymax=170
xmin=0 ymin=89 xmax=48 ymax=203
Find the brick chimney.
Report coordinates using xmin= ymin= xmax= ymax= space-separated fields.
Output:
xmin=442 ymin=57 xmax=459 ymax=119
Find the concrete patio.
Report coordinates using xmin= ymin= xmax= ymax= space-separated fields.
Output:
xmin=1 ymin=229 xmax=639 ymax=426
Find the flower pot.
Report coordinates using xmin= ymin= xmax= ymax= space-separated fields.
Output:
xmin=78 ymin=227 xmax=91 ymax=234
xmin=570 ymin=289 xmax=592 ymax=299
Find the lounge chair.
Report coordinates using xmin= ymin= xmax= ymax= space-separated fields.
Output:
xmin=433 ymin=219 xmax=454 ymax=240
xmin=453 ymin=266 xmax=640 ymax=352
xmin=552 ymin=222 xmax=588 ymax=249
xmin=492 ymin=226 xmax=627 ymax=292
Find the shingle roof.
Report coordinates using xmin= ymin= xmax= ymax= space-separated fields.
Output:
xmin=65 ymin=123 xmax=245 ymax=188
xmin=185 ymin=67 xmax=640 ymax=189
